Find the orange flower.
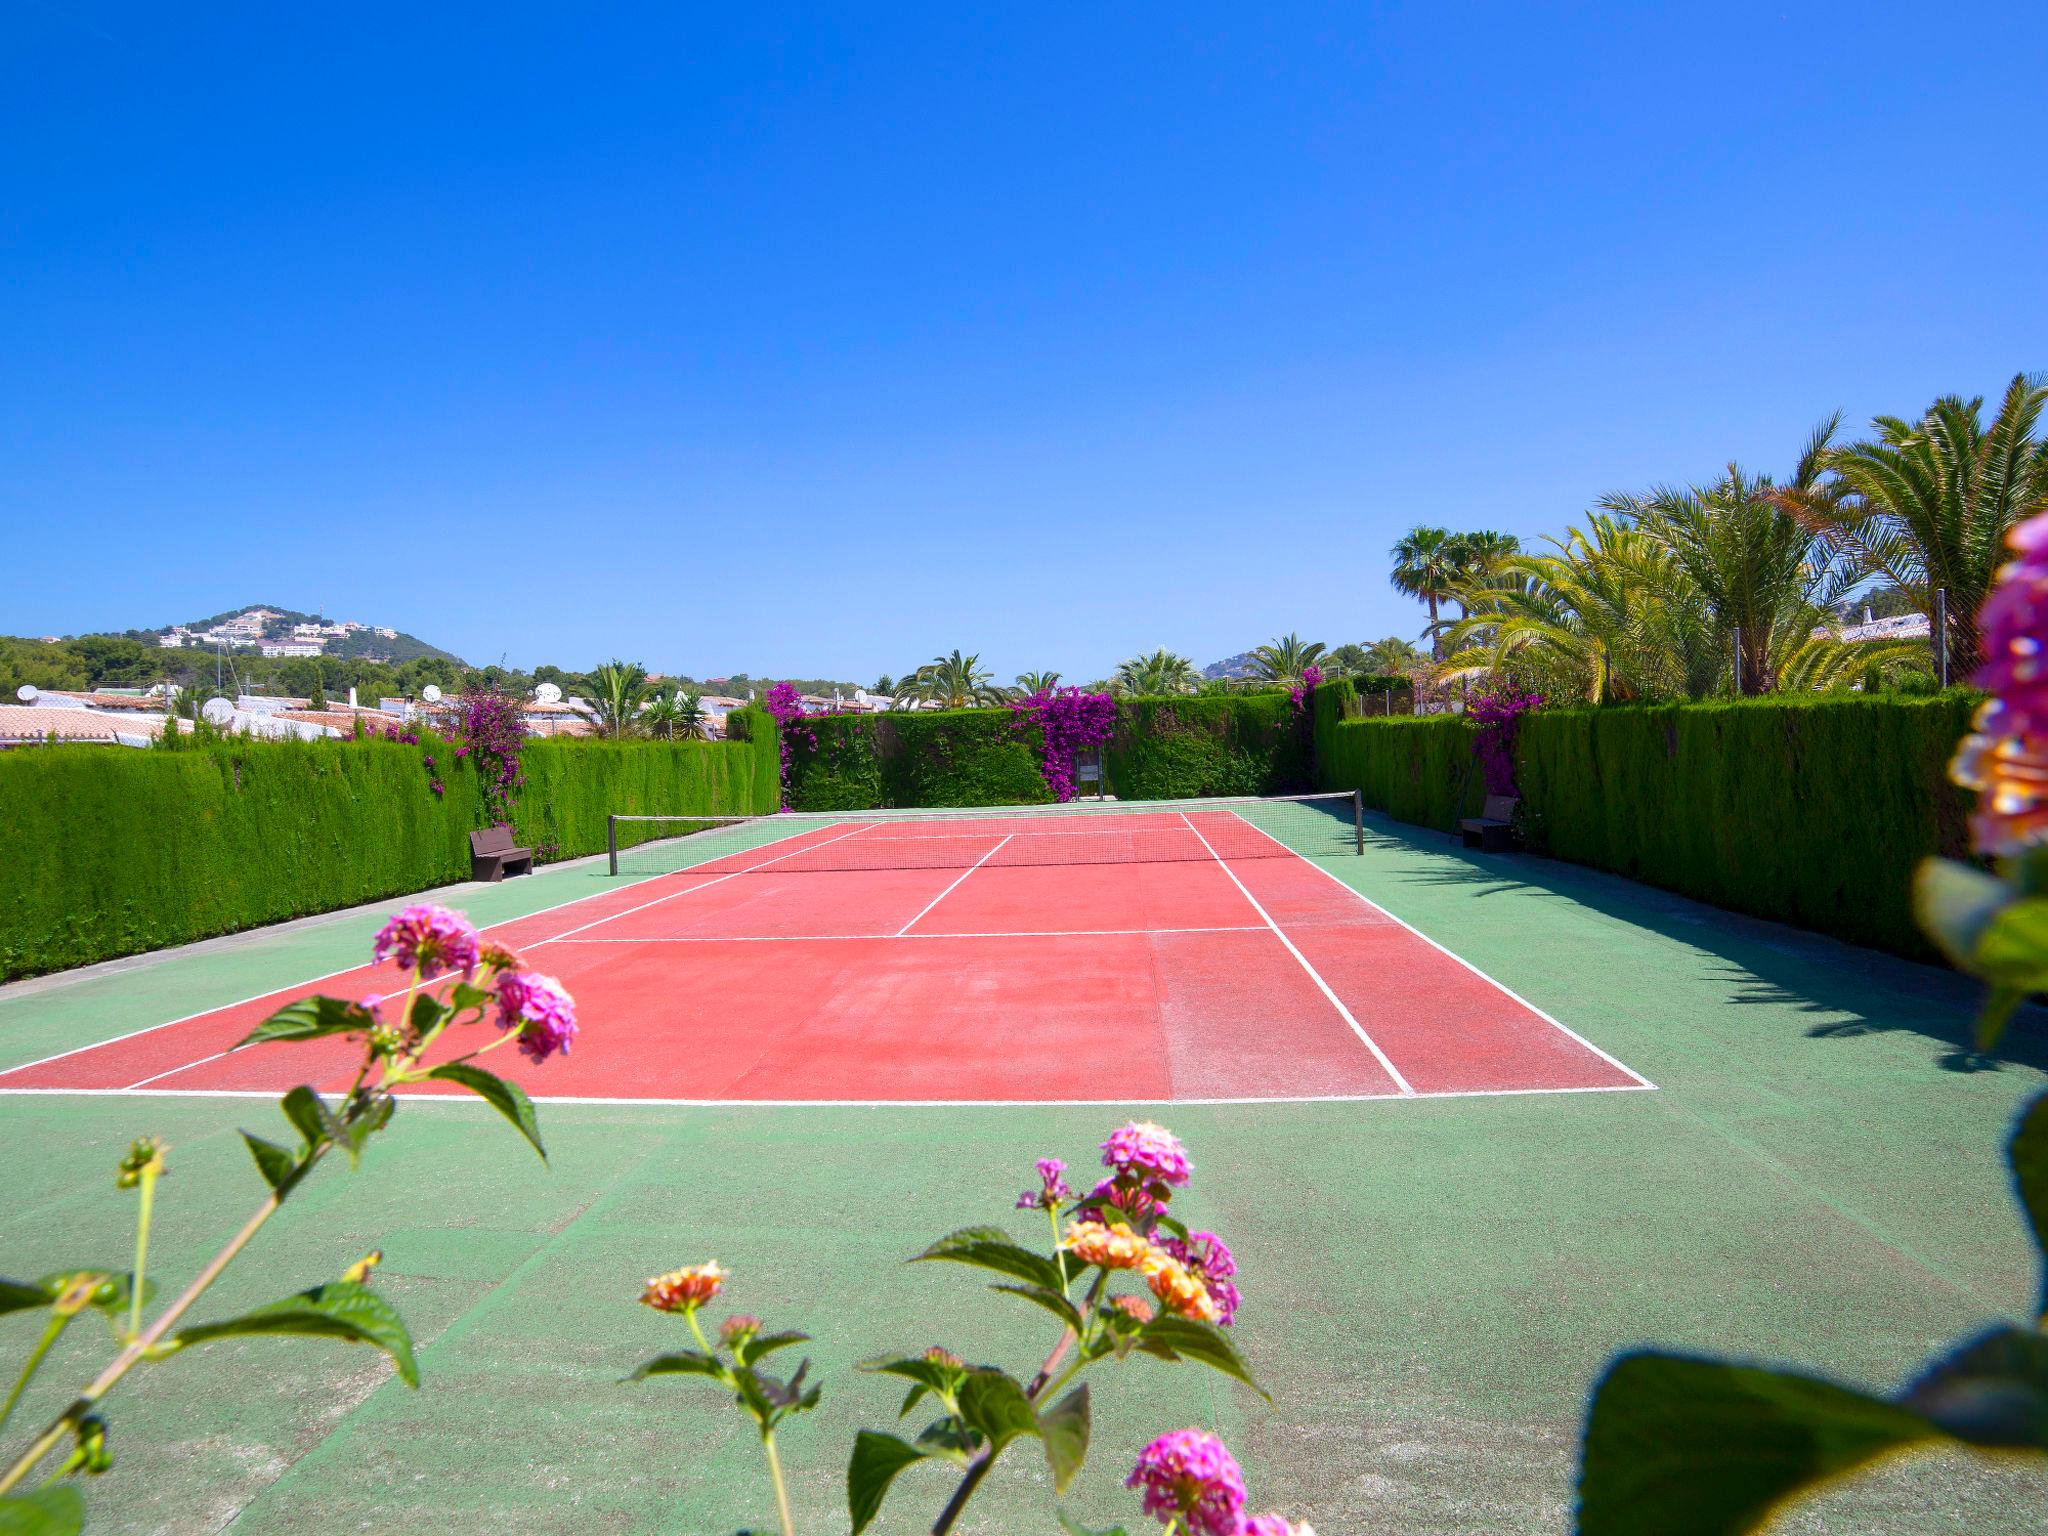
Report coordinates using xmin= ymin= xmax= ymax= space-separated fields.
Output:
xmin=1063 ymin=1219 xmax=1152 ymax=1271
xmin=641 ymin=1261 xmax=726 ymax=1313
xmin=1112 ymin=1295 xmax=1155 ymax=1323
xmin=1141 ymin=1249 xmax=1223 ymax=1323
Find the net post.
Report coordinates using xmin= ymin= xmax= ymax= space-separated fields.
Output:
xmin=1352 ymin=789 xmax=1364 ymax=854
xmin=608 ymin=815 xmax=619 ymax=877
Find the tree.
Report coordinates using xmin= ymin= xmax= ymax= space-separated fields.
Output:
xmin=1248 ymin=633 xmax=1327 ymax=684
xmin=641 ymin=692 xmax=685 ymax=740
xmin=898 ymin=651 xmax=1006 ymax=708
xmin=872 ymin=674 xmax=896 ymax=697
xmin=1788 ymin=374 xmax=2048 ymax=676
xmin=589 ymin=660 xmax=650 ymax=738
xmin=1603 ymin=417 xmax=1861 ymax=694
xmin=1014 ymin=670 xmax=1062 ymax=696
xmin=1389 ymin=526 xmax=1463 ymax=658
xmin=1113 ymin=650 xmax=1197 ymax=696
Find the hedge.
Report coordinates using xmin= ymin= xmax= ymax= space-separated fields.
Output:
xmin=1108 ymin=694 xmax=1312 ymax=800
xmin=0 ymin=729 xmax=780 ymax=981
xmin=786 ymin=709 xmax=1052 ymax=810
xmin=1314 ymin=688 xmax=1980 ymax=962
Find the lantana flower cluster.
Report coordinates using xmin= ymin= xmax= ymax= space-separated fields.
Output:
xmin=1466 ymin=686 xmax=1543 ymax=797
xmin=1009 ymin=687 xmax=1117 ymax=801
xmin=1127 ymin=1428 xmax=1312 ymax=1536
xmin=1954 ymin=512 xmax=2048 ymax=855
xmin=369 ymin=904 xmax=578 ymax=1062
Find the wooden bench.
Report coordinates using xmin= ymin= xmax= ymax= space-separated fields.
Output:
xmin=470 ymin=825 xmax=534 ymax=881
xmin=1459 ymin=795 xmax=1518 ymax=853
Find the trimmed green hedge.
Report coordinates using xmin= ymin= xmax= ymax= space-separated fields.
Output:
xmin=787 ymin=710 xmax=1052 ymax=810
xmin=0 ymin=731 xmax=779 ymax=980
xmin=1314 ymin=689 xmax=1979 ymax=961
xmin=1108 ymin=693 xmax=1312 ymax=800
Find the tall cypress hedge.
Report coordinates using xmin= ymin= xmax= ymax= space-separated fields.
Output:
xmin=1312 ymin=689 xmax=1980 ymax=962
xmin=786 ymin=710 xmax=1052 ymax=810
xmin=1108 ymin=693 xmax=1312 ymax=799
xmin=0 ymin=730 xmax=780 ymax=980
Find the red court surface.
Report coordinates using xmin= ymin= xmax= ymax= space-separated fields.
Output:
xmin=0 ymin=811 xmax=1653 ymax=1105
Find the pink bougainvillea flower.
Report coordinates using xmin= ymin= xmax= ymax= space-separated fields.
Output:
xmin=641 ymin=1261 xmax=725 ymax=1313
xmin=1101 ymin=1121 xmax=1192 ymax=1187
xmin=372 ymin=903 xmax=480 ymax=980
xmin=1126 ymin=1428 xmax=1247 ymax=1536
xmin=494 ymin=970 xmax=578 ymax=1061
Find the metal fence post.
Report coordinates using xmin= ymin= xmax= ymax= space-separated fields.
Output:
xmin=607 ymin=815 xmax=619 ymax=877
xmin=1352 ymin=789 xmax=1364 ymax=855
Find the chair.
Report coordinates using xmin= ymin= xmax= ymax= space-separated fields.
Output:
xmin=1459 ymin=795 xmax=1519 ymax=853
xmin=470 ymin=825 xmax=534 ymax=881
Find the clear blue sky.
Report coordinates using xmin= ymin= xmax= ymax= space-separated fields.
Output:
xmin=6 ymin=3 xmax=2044 ymax=683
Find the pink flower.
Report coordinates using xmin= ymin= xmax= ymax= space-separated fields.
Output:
xmin=1101 ymin=1121 xmax=1192 ymax=1187
xmin=1243 ymin=1518 xmax=1314 ymax=1536
xmin=1126 ymin=1429 xmax=1247 ymax=1535
xmin=1090 ymin=1175 xmax=1165 ymax=1222
xmin=372 ymin=903 xmax=480 ymax=980
xmin=1018 ymin=1156 xmax=1076 ymax=1210
xmin=495 ymin=970 xmax=578 ymax=1062
xmin=1155 ymin=1230 xmax=1241 ymax=1325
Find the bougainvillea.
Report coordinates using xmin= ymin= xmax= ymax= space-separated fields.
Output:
xmin=1466 ymin=686 xmax=1543 ymax=796
xmin=763 ymin=682 xmax=816 ymax=807
xmin=453 ymin=690 xmax=529 ymax=828
xmin=1287 ymin=664 xmax=1323 ymax=711
xmin=1009 ymin=687 xmax=1117 ymax=801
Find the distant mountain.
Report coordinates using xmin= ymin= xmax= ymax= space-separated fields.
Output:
xmin=150 ymin=605 xmax=464 ymax=666
xmin=1201 ymin=651 xmax=1261 ymax=680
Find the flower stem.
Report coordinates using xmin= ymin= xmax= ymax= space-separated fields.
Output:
xmin=129 ymin=1163 xmax=159 ymax=1341
xmin=0 ymin=1314 xmax=69 ymax=1442
xmin=761 ymin=1427 xmax=796 ymax=1536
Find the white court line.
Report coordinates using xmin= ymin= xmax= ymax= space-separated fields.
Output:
xmin=0 ymin=1082 xmax=1659 ymax=1107
xmin=1177 ymin=811 xmax=1416 ymax=1096
xmin=551 ymin=925 xmax=1267 ymax=943
xmin=1216 ymin=807 xmax=1657 ymax=1091
xmin=0 ymin=817 xmax=863 ymax=1086
xmin=895 ymin=834 xmax=1014 ymax=936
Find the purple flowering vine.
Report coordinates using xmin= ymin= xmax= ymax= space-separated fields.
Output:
xmin=1466 ymin=686 xmax=1542 ymax=796
xmin=1287 ymin=664 xmax=1324 ymax=711
xmin=762 ymin=682 xmax=817 ymax=807
xmin=1009 ymin=687 xmax=1117 ymax=802
xmin=456 ymin=690 xmax=529 ymax=827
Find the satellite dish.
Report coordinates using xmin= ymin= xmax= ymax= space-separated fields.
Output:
xmin=534 ymin=682 xmax=562 ymax=705
xmin=201 ymin=698 xmax=235 ymax=727
xmin=421 ymin=684 xmax=443 ymax=703
xmin=15 ymin=685 xmax=36 ymax=704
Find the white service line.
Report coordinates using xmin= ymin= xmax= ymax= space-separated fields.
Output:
xmin=1177 ymin=811 xmax=1416 ymax=1095
xmin=550 ymin=924 xmax=1268 ymax=943
xmin=1220 ymin=809 xmax=1657 ymax=1090
xmin=534 ymin=821 xmax=883 ymax=945
xmin=894 ymin=835 xmax=1014 ymax=936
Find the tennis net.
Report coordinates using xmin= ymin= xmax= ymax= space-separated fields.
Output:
xmin=606 ymin=791 xmax=1365 ymax=877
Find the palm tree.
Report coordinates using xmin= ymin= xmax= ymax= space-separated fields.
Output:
xmin=1790 ymin=375 xmax=2048 ymax=675
xmin=1014 ymin=669 xmax=1062 ymax=696
xmin=1114 ymin=650 xmax=1198 ymax=695
xmin=677 ymin=692 xmax=709 ymax=739
xmin=588 ymin=660 xmax=649 ymax=739
xmin=1603 ymin=417 xmax=1860 ymax=694
xmin=1248 ymin=633 xmax=1327 ymax=685
xmin=1363 ymin=636 xmax=1424 ymax=673
xmin=641 ymin=690 xmax=711 ymax=741
xmin=899 ymin=650 xmax=1007 ymax=708
xmin=1390 ymin=527 xmax=1463 ymax=658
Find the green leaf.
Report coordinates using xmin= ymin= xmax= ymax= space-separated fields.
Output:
xmin=734 ymin=1330 xmax=809 ymax=1368
xmin=1899 ymin=1324 xmax=2048 ymax=1446
xmin=630 ymin=1350 xmax=725 ymax=1382
xmin=1038 ymin=1382 xmax=1090 ymax=1493
xmin=409 ymin=990 xmax=449 ymax=1035
xmin=1914 ymin=857 xmax=2013 ymax=970
xmin=240 ymin=1132 xmax=301 ymax=1193
xmin=1057 ymin=1518 xmax=1132 ymax=1536
xmin=1972 ymin=898 xmax=2048 ymax=994
xmin=171 ymin=1279 xmax=418 ymax=1387
xmin=236 ymin=995 xmax=374 ymax=1048
xmin=339 ymin=1093 xmax=396 ymax=1167
xmin=991 ymin=1282 xmax=1083 ymax=1332
xmin=1134 ymin=1315 xmax=1268 ymax=1399
xmin=0 ymin=1487 xmax=84 ymax=1536
xmin=448 ymin=981 xmax=495 ymax=1014
xmin=957 ymin=1369 xmax=1039 ymax=1455
xmin=913 ymin=1227 xmax=1066 ymax=1292
xmin=280 ymin=1086 xmax=343 ymax=1150
xmin=847 ymin=1430 xmax=930 ymax=1535
xmin=422 ymin=1062 xmax=546 ymax=1162
xmin=1576 ymin=1351 xmax=1938 ymax=1536
xmin=2012 ymin=1091 xmax=2048 ymax=1306
xmin=0 ymin=1278 xmax=53 ymax=1315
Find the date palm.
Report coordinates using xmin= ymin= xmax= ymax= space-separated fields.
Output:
xmin=588 ymin=660 xmax=649 ymax=739
xmin=1248 ymin=633 xmax=1327 ymax=685
xmin=1014 ymin=670 xmax=1062 ymax=696
xmin=1390 ymin=527 xmax=1462 ymax=657
xmin=1789 ymin=374 xmax=2048 ymax=675
xmin=1114 ymin=650 xmax=1197 ymax=695
xmin=900 ymin=650 xmax=1006 ymax=708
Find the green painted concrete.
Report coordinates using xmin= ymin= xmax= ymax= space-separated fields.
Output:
xmin=3 ymin=818 xmax=2047 ymax=1532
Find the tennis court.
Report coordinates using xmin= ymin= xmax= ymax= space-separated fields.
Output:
xmin=0 ymin=795 xmax=1648 ymax=1105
